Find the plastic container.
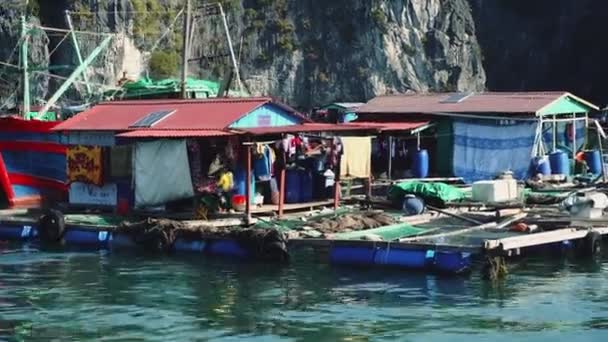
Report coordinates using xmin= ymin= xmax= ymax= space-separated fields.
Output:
xmin=63 ymin=229 xmax=109 ymax=248
xmin=231 ymin=194 xmax=246 ymax=212
xmin=299 ymin=170 xmax=313 ymax=203
xmin=207 ymin=239 xmax=249 ymax=258
xmin=373 ymin=248 xmax=428 ymax=268
xmin=549 ymin=150 xmax=570 ymax=175
xmin=531 ymin=156 xmax=551 ymax=176
xmin=402 ymin=195 xmax=425 ymax=216
xmin=412 ymin=149 xmax=429 ymax=178
xmin=585 ymin=150 xmax=602 ymax=175
xmin=330 ymin=246 xmax=376 ymax=265
xmin=285 ymin=169 xmax=301 ymax=203
xmin=173 ymin=239 xmax=206 ymax=253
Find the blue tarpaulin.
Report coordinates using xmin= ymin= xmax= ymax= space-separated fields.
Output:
xmin=452 ymin=119 xmax=537 ymax=183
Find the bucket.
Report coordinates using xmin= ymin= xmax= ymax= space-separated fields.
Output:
xmin=585 ymin=150 xmax=602 ymax=174
xmin=412 ymin=149 xmax=429 ymax=178
xmin=232 ymin=194 xmax=246 ymax=212
xmin=549 ymin=150 xmax=570 ymax=175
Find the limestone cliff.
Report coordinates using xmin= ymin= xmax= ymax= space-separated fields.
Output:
xmin=0 ymin=0 xmax=488 ymax=110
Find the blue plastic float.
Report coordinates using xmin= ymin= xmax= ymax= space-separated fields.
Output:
xmin=329 ymin=245 xmax=472 ymax=273
xmin=0 ymin=223 xmax=37 ymax=241
xmin=63 ymin=229 xmax=110 ymax=248
xmin=173 ymin=239 xmax=206 ymax=253
xmin=207 ymin=239 xmax=249 ymax=258
xmin=330 ymin=246 xmax=377 ymax=265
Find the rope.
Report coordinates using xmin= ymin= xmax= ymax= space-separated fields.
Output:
xmin=149 ymin=8 xmax=184 ymax=53
xmin=48 ymin=32 xmax=71 ymax=58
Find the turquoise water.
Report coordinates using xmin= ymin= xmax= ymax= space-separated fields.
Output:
xmin=1 ymin=245 xmax=608 ymax=341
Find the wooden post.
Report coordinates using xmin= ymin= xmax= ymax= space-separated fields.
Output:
xmin=333 ymin=181 xmax=340 ymax=210
xmin=245 ymin=145 xmax=252 ymax=223
xmin=366 ymin=175 xmax=372 ymax=198
xmin=278 ymin=168 xmax=285 ymax=217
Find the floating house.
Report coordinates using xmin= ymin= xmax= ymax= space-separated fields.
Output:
xmin=0 ymin=116 xmax=67 ymax=208
xmin=356 ymin=92 xmax=600 ymax=182
xmin=52 ymin=97 xmax=374 ymax=218
xmin=316 ymin=102 xmax=365 ymax=123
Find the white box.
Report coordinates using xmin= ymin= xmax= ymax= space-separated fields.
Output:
xmin=472 ymin=180 xmax=518 ymax=203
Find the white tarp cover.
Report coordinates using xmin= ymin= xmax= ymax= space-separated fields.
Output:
xmin=134 ymin=139 xmax=194 ymax=207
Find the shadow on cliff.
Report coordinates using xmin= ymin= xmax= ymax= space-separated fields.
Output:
xmin=469 ymin=0 xmax=608 ymax=107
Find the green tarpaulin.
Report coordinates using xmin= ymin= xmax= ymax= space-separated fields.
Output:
xmin=388 ymin=181 xmax=466 ymax=207
xmin=119 ymin=77 xmax=220 ymax=98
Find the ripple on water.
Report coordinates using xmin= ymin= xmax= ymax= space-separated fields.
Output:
xmin=0 ymin=247 xmax=608 ymax=340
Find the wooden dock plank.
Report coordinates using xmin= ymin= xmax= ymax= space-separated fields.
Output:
xmin=484 ymin=227 xmax=608 ymax=251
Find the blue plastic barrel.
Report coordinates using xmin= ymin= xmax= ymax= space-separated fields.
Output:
xmin=207 ymin=239 xmax=249 ymax=258
xmin=64 ymin=229 xmax=110 ymax=248
xmin=330 ymin=246 xmax=376 ymax=265
xmin=532 ymin=156 xmax=552 ymax=176
xmin=549 ymin=150 xmax=570 ymax=175
xmin=299 ymin=170 xmax=313 ymax=203
xmin=285 ymin=169 xmax=301 ymax=203
xmin=412 ymin=149 xmax=429 ymax=178
xmin=433 ymin=252 xmax=472 ymax=273
xmin=402 ymin=195 xmax=425 ymax=216
xmin=173 ymin=239 xmax=206 ymax=253
xmin=373 ymin=248 xmax=428 ymax=268
xmin=234 ymin=168 xmax=256 ymax=203
xmin=585 ymin=150 xmax=602 ymax=174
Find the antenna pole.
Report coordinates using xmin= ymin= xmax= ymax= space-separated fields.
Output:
xmin=180 ymin=0 xmax=191 ymax=99
xmin=21 ymin=16 xmax=30 ymax=117
xmin=218 ymin=3 xmax=243 ymax=95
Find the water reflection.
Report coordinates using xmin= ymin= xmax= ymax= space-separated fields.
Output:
xmin=0 ymin=244 xmax=606 ymax=340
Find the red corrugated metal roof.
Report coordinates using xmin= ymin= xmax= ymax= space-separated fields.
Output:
xmin=356 ymin=92 xmax=580 ymax=115
xmin=346 ymin=121 xmax=430 ymax=132
xmin=237 ymin=123 xmax=379 ymax=135
xmin=53 ymin=97 xmax=305 ymax=131
xmin=116 ymin=129 xmax=237 ymax=138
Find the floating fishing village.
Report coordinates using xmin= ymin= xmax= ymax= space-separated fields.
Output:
xmin=3 ymin=2 xmax=608 ymax=283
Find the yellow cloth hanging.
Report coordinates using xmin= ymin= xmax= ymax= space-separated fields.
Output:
xmin=67 ymin=145 xmax=104 ymax=186
xmin=340 ymin=137 xmax=371 ymax=178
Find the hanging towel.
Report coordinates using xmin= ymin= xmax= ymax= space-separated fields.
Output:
xmin=67 ymin=145 xmax=104 ymax=186
xmin=340 ymin=137 xmax=371 ymax=178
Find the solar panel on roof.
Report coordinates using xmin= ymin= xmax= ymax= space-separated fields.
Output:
xmin=129 ymin=110 xmax=175 ymax=128
xmin=440 ymin=92 xmax=474 ymax=104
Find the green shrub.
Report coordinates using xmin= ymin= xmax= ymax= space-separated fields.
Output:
xmin=149 ymin=51 xmax=180 ymax=79
xmin=371 ymin=8 xmax=387 ymax=30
